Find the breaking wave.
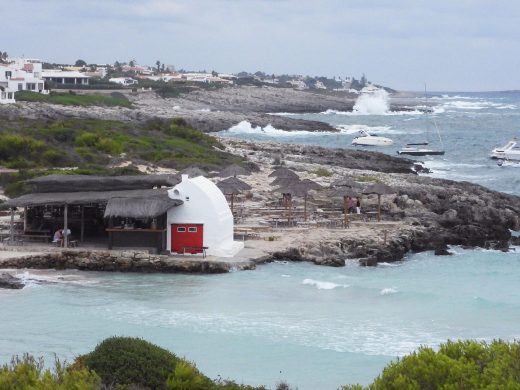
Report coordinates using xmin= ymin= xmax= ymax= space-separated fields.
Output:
xmin=302 ymin=279 xmax=348 ymax=290
xmin=380 ymin=288 xmax=398 ymax=295
xmin=353 ymin=89 xmax=390 ymax=114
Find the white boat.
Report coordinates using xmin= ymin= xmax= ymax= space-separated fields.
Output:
xmin=490 ymin=138 xmax=520 ymax=161
xmin=352 ymin=129 xmax=394 ymax=146
xmin=397 ymin=88 xmax=445 ymax=156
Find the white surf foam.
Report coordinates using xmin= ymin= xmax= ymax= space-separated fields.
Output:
xmin=380 ymin=287 xmax=398 ymax=295
xmin=353 ymin=89 xmax=390 ymax=114
xmin=222 ymin=120 xmax=339 ymax=137
xmin=302 ymin=278 xmax=348 ymax=290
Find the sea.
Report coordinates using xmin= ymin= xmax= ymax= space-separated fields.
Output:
xmin=1 ymin=91 xmax=520 ymax=390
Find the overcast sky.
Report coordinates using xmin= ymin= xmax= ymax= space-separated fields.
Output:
xmin=2 ymin=0 xmax=519 ymax=91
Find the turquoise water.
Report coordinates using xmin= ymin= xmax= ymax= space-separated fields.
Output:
xmin=2 ymin=91 xmax=520 ymax=389
xmin=221 ymin=91 xmax=520 ymax=196
xmin=1 ymin=247 xmax=519 ymax=389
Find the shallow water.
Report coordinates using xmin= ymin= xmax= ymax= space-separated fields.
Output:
xmin=1 ymin=247 xmax=519 ymax=389
xmin=2 ymin=91 xmax=520 ymax=389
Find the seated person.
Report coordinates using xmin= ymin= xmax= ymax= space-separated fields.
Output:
xmin=53 ymin=229 xmax=63 ymax=246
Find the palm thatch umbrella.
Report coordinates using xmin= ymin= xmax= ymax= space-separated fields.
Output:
xmin=362 ymin=183 xmax=396 ymax=222
xmin=331 ymin=176 xmax=363 ymax=189
xmin=217 ymin=177 xmax=252 ymax=212
xmin=270 ymin=176 xmax=300 ymax=187
xmin=330 ymin=187 xmax=360 ymax=228
xmin=274 ymin=179 xmax=321 ymax=222
xmin=180 ymin=166 xmax=207 ymax=178
xmin=268 ymin=167 xmax=299 ymax=179
xmin=219 ymin=164 xmax=251 ymax=178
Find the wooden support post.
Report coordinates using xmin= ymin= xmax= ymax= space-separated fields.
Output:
xmin=343 ymin=196 xmax=349 ymax=229
xmin=377 ymin=194 xmax=381 ymax=222
xmin=64 ymin=204 xmax=68 ymax=248
xmin=230 ymin=193 xmax=234 ymax=213
xmin=23 ymin=206 xmax=27 ymax=232
xmin=80 ymin=205 xmax=85 ymax=242
xmin=10 ymin=208 xmax=14 ymax=245
xmin=303 ymin=194 xmax=307 ymax=222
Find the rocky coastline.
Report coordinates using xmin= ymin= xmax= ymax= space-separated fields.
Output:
xmin=0 ymin=86 xmax=519 ymax=274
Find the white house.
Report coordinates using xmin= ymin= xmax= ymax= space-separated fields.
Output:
xmin=42 ymin=70 xmax=90 ymax=86
xmin=109 ymin=77 xmax=138 ymax=86
xmin=166 ymin=175 xmax=244 ymax=257
xmin=0 ymin=58 xmax=48 ymax=104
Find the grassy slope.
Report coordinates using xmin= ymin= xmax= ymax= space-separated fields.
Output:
xmin=15 ymin=90 xmax=132 ymax=108
xmin=0 ymin=117 xmax=242 ymax=197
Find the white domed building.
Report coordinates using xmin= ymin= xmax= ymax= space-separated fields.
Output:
xmin=167 ymin=175 xmax=244 ymax=257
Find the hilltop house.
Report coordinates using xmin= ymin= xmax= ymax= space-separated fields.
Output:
xmin=109 ymin=77 xmax=138 ymax=86
xmin=42 ymin=69 xmax=90 ymax=87
xmin=0 ymin=58 xmax=48 ymax=104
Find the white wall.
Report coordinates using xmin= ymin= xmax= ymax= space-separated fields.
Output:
xmin=166 ymin=175 xmax=243 ymax=257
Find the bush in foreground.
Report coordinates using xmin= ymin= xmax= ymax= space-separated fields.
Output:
xmin=0 ymin=354 xmax=100 ymax=389
xmin=80 ymin=336 xmax=184 ymax=389
xmin=343 ymin=339 xmax=520 ymax=390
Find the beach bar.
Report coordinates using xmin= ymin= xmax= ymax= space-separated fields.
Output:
xmin=4 ymin=175 xmax=182 ymax=252
xmin=4 ymin=174 xmax=244 ymax=257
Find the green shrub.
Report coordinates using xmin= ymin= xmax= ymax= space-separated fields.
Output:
xmin=75 ymin=132 xmax=99 ymax=147
xmin=80 ymin=336 xmax=181 ymax=389
xmin=312 ymin=168 xmax=332 ymax=177
xmin=0 ymin=354 xmax=100 ymax=389
xmin=343 ymin=339 xmax=520 ymax=390
xmin=166 ymin=360 xmax=213 ymax=390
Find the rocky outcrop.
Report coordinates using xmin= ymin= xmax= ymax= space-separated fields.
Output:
xmin=0 ymin=250 xmax=256 ymax=274
xmin=0 ymin=272 xmax=24 ymax=289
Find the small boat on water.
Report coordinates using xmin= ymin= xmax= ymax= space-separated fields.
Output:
xmin=397 ymin=143 xmax=445 ymax=156
xmin=352 ymin=129 xmax=394 ymax=147
xmin=397 ymin=87 xmax=445 ymax=156
xmin=490 ymin=138 xmax=520 ymax=161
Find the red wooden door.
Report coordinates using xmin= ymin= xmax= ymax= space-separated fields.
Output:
xmin=171 ymin=223 xmax=204 ymax=253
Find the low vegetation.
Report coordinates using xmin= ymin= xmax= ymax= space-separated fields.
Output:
xmin=4 ymin=338 xmax=520 ymax=389
xmin=15 ymin=90 xmax=132 ymax=108
xmin=0 ymin=117 xmax=242 ymax=196
xmin=312 ymin=167 xmax=332 ymax=177
xmin=343 ymin=339 xmax=520 ymax=390
xmin=353 ymin=175 xmax=380 ymax=183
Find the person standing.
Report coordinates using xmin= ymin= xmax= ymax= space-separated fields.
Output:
xmin=356 ymin=197 xmax=361 ymax=214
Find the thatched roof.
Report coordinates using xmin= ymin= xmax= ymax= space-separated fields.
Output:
xmin=25 ymin=174 xmax=180 ymax=193
xmin=216 ymin=177 xmax=252 ymax=194
xmin=218 ymin=164 xmax=251 ymax=178
xmin=268 ymin=167 xmax=298 ymax=179
xmin=5 ymin=188 xmax=183 ymax=211
xmin=362 ymin=183 xmax=396 ymax=195
xmin=331 ymin=176 xmax=362 ymax=189
xmin=270 ymin=176 xmax=300 ymax=187
xmin=104 ymin=195 xmax=182 ymax=219
xmin=330 ymin=187 xmax=360 ymax=198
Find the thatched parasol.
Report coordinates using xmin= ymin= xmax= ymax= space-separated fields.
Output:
xmin=362 ymin=183 xmax=396 ymax=222
xmin=274 ymin=179 xmax=321 ymax=222
xmin=216 ymin=177 xmax=252 ymax=212
xmin=330 ymin=187 xmax=361 ymax=227
xmin=180 ymin=166 xmax=207 ymax=178
xmin=219 ymin=164 xmax=251 ymax=178
xmin=331 ymin=176 xmax=363 ymax=189
xmin=270 ymin=176 xmax=300 ymax=187
xmin=268 ymin=167 xmax=299 ymax=179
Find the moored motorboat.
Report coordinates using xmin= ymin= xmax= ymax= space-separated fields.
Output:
xmin=352 ymin=129 xmax=394 ymax=146
xmin=490 ymin=138 xmax=520 ymax=161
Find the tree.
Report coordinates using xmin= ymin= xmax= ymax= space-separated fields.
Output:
xmin=75 ymin=59 xmax=87 ymax=67
xmin=156 ymin=60 xmax=161 ymax=74
xmin=129 ymin=59 xmax=135 ymax=67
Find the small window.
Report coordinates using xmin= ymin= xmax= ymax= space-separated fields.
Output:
xmin=177 ymin=227 xmax=186 ymax=232
xmin=188 ymin=227 xmax=197 ymax=233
